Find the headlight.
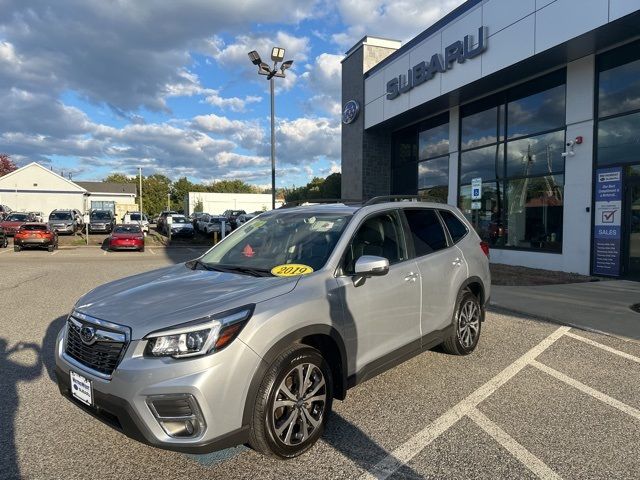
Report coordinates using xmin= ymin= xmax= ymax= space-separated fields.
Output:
xmin=144 ymin=305 xmax=254 ymax=358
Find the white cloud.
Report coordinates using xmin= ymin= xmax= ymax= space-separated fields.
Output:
xmin=332 ymin=0 xmax=465 ymax=48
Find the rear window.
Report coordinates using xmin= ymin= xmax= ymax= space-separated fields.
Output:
xmin=404 ymin=209 xmax=448 ymax=256
xmin=440 ymin=210 xmax=468 ymax=243
xmin=21 ymin=224 xmax=47 ymax=231
xmin=6 ymin=213 xmax=29 ymax=221
xmin=114 ymin=225 xmax=141 ymax=233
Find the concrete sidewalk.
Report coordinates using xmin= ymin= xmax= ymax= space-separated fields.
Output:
xmin=490 ymin=280 xmax=640 ymax=341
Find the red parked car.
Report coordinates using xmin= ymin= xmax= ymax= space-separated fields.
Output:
xmin=0 ymin=212 xmax=30 ymax=236
xmin=108 ymin=224 xmax=145 ymax=252
xmin=14 ymin=223 xmax=58 ymax=252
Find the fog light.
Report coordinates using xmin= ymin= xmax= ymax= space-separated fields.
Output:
xmin=146 ymin=394 xmax=206 ymax=438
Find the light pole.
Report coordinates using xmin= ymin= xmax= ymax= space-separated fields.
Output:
xmin=248 ymin=47 xmax=293 ymax=209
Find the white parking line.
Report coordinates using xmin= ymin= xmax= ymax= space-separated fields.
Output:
xmin=0 ymin=249 xmax=11 ymax=255
xmin=51 ymin=250 xmax=59 ymax=256
xmin=358 ymin=326 xmax=570 ymax=480
xmin=564 ymin=331 xmax=640 ymax=364
xmin=102 ymin=250 xmax=107 ymax=255
xmin=149 ymin=248 xmax=156 ymax=255
xmin=531 ymin=360 xmax=640 ymax=421
xmin=467 ymin=408 xmax=562 ymax=480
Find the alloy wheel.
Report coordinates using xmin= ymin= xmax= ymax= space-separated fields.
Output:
xmin=457 ymin=299 xmax=480 ymax=349
xmin=272 ymin=363 xmax=327 ymax=446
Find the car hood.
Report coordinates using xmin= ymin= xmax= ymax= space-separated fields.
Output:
xmin=73 ymin=263 xmax=299 ymax=339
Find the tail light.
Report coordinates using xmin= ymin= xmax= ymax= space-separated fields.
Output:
xmin=480 ymin=241 xmax=490 ymax=257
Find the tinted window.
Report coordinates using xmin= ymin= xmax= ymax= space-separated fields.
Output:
xmin=404 ymin=209 xmax=448 ymax=256
xmin=344 ymin=212 xmax=406 ymax=273
xmin=506 ymin=130 xmax=565 ymax=178
xmin=440 ymin=210 xmax=468 ymax=243
xmin=507 ymin=84 xmax=565 ymax=139
xmin=597 ymin=112 xmax=640 ymax=166
xmin=418 ymin=157 xmax=449 ymax=189
xmin=21 ymin=224 xmax=47 ymax=231
xmin=6 ymin=213 xmax=29 ymax=221
xmin=461 ymin=106 xmax=503 ymax=150
xmin=599 ymin=57 xmax=640 ymax=118
xmin=460 ymin=144 xmax=503 ymax=183
xmin=114 ymin=225 xmax=141 ymax=233
xmin=419 ymin=122 xmax=449 ymax=160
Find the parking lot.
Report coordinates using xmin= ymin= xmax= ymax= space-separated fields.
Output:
xmin=1 ymin=249 xmax=639 ymax=479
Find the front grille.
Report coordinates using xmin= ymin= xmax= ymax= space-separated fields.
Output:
xmin=65 ymin=318 xmax=127 ymax=376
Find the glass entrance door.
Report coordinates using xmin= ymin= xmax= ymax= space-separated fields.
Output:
xmin=625 ymin=180 xmax=640 ymax=278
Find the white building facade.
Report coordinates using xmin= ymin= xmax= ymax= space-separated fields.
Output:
xmin=185 ymin=192 xmax=281 ymax=215
xmin=341 ymin=0 xmax=640 ymax=279
xmin=0 ymin=163 xmax=136 ymax=217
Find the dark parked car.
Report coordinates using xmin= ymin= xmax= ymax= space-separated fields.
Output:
xmin=0 ymin=226 xmax=8 ymax=248
xmin=0 ymin=212 xmax=30 ymax=235
xmin=221 ymin=209 xmax=246 ymax=229
xmin=89 ymin=210 xmax=115 ymax=233
xmin=108 ymin=224 xmax=145 ymax=252
xmin=14 ymin=223 xmax=58 ymax=252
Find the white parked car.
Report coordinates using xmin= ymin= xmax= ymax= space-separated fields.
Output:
xmin=123 ymin=212 xmax=150 ymax=234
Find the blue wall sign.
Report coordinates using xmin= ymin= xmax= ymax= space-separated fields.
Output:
xmin=593 ymin=167 xmax=622 ymax=276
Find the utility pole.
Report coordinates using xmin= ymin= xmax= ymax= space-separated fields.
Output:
xmin=138 ymin=167 xmax=143 ymax=214
xmin=270 ymin=77 xmax=276 ymax=210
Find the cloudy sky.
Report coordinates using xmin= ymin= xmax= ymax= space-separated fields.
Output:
xmin=0 ymin=0 xmax=463 ymax=187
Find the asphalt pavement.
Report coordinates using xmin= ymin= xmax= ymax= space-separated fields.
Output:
xmin=1 ymin=248 xmax=639 ymax=479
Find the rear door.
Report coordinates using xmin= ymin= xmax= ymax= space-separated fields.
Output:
xmin=402 ymin=208 xmax=467 ymax=336
xmin=335 ymin=210 xmax=422 ymax=374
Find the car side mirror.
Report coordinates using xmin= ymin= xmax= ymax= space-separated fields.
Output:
xmin=353 ymin=255 xmax=389 ymax=287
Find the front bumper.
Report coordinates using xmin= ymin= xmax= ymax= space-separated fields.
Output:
xmin=54 ymin=324 xmax=261 ymax=453
xmin=89 ymin=224 xmax=111 ymax=232
xmin=51 ymin=225 xmax=74 ymax=233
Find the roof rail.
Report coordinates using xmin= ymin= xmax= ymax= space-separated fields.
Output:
xmin=279 ymin=198 xmax=362 ymax=209
xmin=362 ymin=195 xmax=421 ymax=206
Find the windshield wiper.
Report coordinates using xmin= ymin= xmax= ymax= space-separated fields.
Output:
xmin=186 ymin=258 xmax=219 ymax=271
xmin=222 ymin=266 xmax=274 ymax=277
xmin=186 ymin=260 xmax=272 ymax=277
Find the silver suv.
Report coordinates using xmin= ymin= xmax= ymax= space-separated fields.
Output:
xmin=55 ymin=199 xmax=490 ymax=458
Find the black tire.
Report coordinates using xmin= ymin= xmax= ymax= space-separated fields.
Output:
xmin=249 ymin=345 xmax=333 ymax=459
xmin=14 ymin=245 xmax=20 ymax=252
xmin=140 ymin=246 xmax=145 ymax=252
xmin=442 ymin=290 xmax=483 ymax=355
xmin=47 ymin=245 xmax=54 ymax=252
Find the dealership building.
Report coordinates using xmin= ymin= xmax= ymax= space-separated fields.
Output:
xmin=341 ymin=0 xmax=640 ymax=279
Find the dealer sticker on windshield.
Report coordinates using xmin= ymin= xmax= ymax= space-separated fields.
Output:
xmin=271 ymin=264 xmax=314 ymax=277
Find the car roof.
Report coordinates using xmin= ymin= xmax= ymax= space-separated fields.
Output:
xmin=273 ymin=200 xmax=459 ymax=216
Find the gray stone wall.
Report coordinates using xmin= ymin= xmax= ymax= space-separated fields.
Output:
xmin=341 ymin=42 xmax=398 ymax=200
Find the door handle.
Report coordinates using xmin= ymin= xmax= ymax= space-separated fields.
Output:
xmin=404 ymin=272 xmax=419 ymax=282
xmin=452 ymin=258 xmax=462 ymax=267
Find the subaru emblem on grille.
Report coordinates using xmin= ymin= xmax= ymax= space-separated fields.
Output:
xmin=79 ymin=326 xmax=96 ymax=345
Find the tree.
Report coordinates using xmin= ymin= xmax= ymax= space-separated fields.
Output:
xmin=206 ymin=179 xmax=256 ymax=193
xmin=0 ymin=154 xmax=17 ymax=177
xmin=284 ymin=173 xmax=342 ymax=203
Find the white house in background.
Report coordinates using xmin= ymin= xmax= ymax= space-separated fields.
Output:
xmin=184 ymin=192 xmax=281 ymax=215
xmin=0 ymin=162 xmax=136 ymax=217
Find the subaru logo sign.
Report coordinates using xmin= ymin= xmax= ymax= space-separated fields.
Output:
xmin=80 ymin=326 xmax=96 ymax=345
xmin=342 ymin=100 xmax=360 ymax=125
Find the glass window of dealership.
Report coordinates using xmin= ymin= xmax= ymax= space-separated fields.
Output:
xmin=389 ymin=40 xmax=640 ymax=278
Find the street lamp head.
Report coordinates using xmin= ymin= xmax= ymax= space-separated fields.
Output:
xmin=258 ymin=62 xmax=272 ymax=75
xmin=280 ymin=59 xmax=293 ymax=72
xmin=248 ymin=50 xmax=262 ymax=65
xmin=271 ymin=47 xmax=285 ymax=62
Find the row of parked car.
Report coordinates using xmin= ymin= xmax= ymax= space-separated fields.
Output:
xmin=188 ymin=210 xmax=259 ymax=235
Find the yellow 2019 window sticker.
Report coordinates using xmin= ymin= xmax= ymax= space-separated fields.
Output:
xmin=270 ymin=264 xmax=314 ymax=277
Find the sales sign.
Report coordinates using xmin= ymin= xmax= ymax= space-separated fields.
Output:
xmin=593 ymin=167 xmax=622 ymax=276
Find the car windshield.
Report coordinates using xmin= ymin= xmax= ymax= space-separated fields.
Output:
xmin=21 ymin=224 xmax=47 ymax=231
xmin=91 ymin=211 xmax=111 ymax=220
xmin=114 ymin=225 xmax=141 ymax=233
xmin=200 ymin=211 xmax=351 ymax=273
xmin=50 ymin=212 xmax=72 ymax=220
xmin=6 ymin=213 xmax=29 ymax=221
xmin=172 ymin=217 xmax=188 ymax=224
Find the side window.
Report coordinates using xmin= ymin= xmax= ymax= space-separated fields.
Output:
xmin=344 ymin=212 xmax=406 ymax=273
xmin=404 ymin=209 xmax=448 ymax=256
xmin=439 ymin=210 xmax=468 ymax=243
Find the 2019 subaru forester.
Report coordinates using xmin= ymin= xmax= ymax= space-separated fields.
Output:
xmin=55 ymin=199 xmax=490 ymax=458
